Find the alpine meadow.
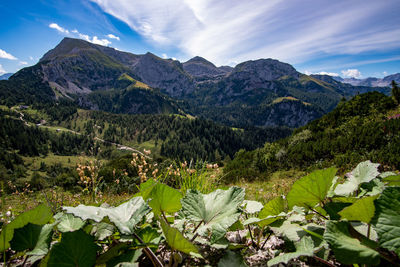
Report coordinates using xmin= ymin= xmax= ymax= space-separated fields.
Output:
xmin=0 ymin=0 xmax=400 ymax=266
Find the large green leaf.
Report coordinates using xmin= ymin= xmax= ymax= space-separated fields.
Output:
xmin=47 ymin=230 xmax=98 ymax=267
xmin=91 ymin=222 xmax=115 ymax=240
xmin=0 ymin=204 xmax=53 ymax=252
xmin=287 ymin=167 xmax=337 ymax=209
xmin=135 ymin=179 xmax=157 ymax=200
xmin=259 ymin=196 xmax=285 ymax=218
xmin=383 ymin=175 xmax=400 ymax=186
xmin=242 ymin=200 xmax=263 ymax=214
xmin=136 ymin=226 xmax=161 ymax=247
xmin=267 ymin=236 xmax=314 ymax=266
xmin=106 ymin=249 xmax=142 ymax=267
xmin=148 ymin=183 xmax=182 ymax=215
xmin=323 ymin=221 xmax=380 ymax=265
xmin=218 ymin=250 xmax=248 ymax=267
xmin=270 ymin=220 xmax=323 ymax=242
xmin=181 ymin=187 xmax=245 ymax=242
xmin=27 ymin=223 xmax=54 ymax=256
xmin=64 ymin=197 xmax=150 ymax=235
xmin=334 ymin=161 xmax=380 ymax=196
xmin=10 ymin=223 xmax=53 ymax=256
xmin=256 ymin=196 xmax=286 ymax=227
xmin=323 ymin=202 xmax=352 ymax=220
xmin=96 ymin=243 xmax=128 ymax=265
xmin=159 ymin=218 xmax=200 ymax=256
xmin=338 ymin=196 xmax=377 ymax=223
xmin=371 ymin=187 xmax=400 ymax=257
xmin=57 ymin=213 xmax=85 ymax=232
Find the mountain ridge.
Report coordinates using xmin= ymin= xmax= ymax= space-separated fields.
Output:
xmin=333 ymin=73 xmax=400 ymax=87
xmin=0 ymin=37 xmax=391 ymax=128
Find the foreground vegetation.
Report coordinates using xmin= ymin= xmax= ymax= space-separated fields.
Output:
xmin=0 ymin=160 xmax=399 ymax=266
xmin=1 ymin=74 xmax=399 ymax=266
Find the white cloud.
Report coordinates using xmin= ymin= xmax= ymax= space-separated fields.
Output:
xmin=90 ymin=0 xmax=400 ymax=66
xmin=49 ymin=23 xmax=112 ymax=47
xmin=19 ymin=61 xmax=28 ymax=65
xmin=305 ymin=70 xmax=339 ymax=76
xmin=0 ymin=49 xmax=17 ymax=60
xmin=341 ymin=69 xmax=362 ymax=78
xmin=29 ymin=56 xmax=34 ymax=61
xmin=162 ymin=53 xmax=168 ymax=59
xmin=0 ymin=64 xmax=5 ymax=74
xmin=383 ymin=71 xmax=388 ymax=76
xmin=78 ymin=32 xmax=111 ymax=46
xmin=49 ymin=23 xmax=69 ymax=34
xmin=317 ymin=71 xmax=339 ymax=76
xmin=91 ymin=36 xmax=112 ymax=46
xmin=107 ymin=34 xmax=120 ymax=40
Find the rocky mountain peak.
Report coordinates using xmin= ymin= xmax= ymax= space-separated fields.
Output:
xmin=184 ymin=56 xmax=217 ymax=67
xmin=183 ymin=56 xmax=230 ymax=78
xmin=40 ymin=37 xmax=96 ymax=62
xmin=231 ymin=58 xmax=300 ymax=81
xmin=383 ymin=73 xmax=400 ymax=83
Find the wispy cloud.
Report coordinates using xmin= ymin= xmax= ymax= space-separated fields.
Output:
xmin=107 ymin=34 xmax=120 ymax=41
xmin=49 ymin=23 xmax=69 ymax=34
xmin=49 ymin=23 xmax=112 ymax=46
xmin=0 ymin=49 xmax=17 ymax=60
xmin=90 ymin=0 xmax=400 ymax=66
xmin=341 ymin=69 xmax=362 ymax=78
xmin=19 ymin=61 xmax=28 ymax=65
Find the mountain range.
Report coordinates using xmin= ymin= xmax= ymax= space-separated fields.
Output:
xmin=333 ymin=73 xmax=400 ymax=87
xmin=0 ymin=73 xmax=13 ymax=80
xmin=0 ymin=37 xmax=392 ymax=128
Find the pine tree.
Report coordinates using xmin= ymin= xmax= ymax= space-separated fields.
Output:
xmin=391 ymin=80 xmax=400 ymax=103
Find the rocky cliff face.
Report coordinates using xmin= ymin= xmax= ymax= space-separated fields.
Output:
xmin=262 ymin=99 xmax=323 ymax=128
xmin=130 ymin=53 xmax=195 ymax=97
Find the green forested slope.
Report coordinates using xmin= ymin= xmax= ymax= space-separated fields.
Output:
xmin=224 ymin=91 xmax=400 ymax=181
xmin=61 ymin=109 xmax=291 ymax=161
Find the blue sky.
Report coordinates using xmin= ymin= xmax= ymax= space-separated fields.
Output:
xmin=1 ymin=0 xmax=399 ymax=78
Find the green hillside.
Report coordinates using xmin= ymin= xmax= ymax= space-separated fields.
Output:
xmin=224 ymin=91 xmax=400 ymax=181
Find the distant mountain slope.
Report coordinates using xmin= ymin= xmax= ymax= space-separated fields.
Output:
xmin=183 ymin=56 xmax=231 ymax=80
xmin=311 ymin=74 xmax=391 ymax=96
xmin=333 ymin=73 xmax=400 ymax=87
xmin=0 ymin=73 xmax=13 ymax=80
xmin=224 ymin=91 xmax=400 ymax=181
xmin=0 ymin=37 xmax=391 ymax=128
